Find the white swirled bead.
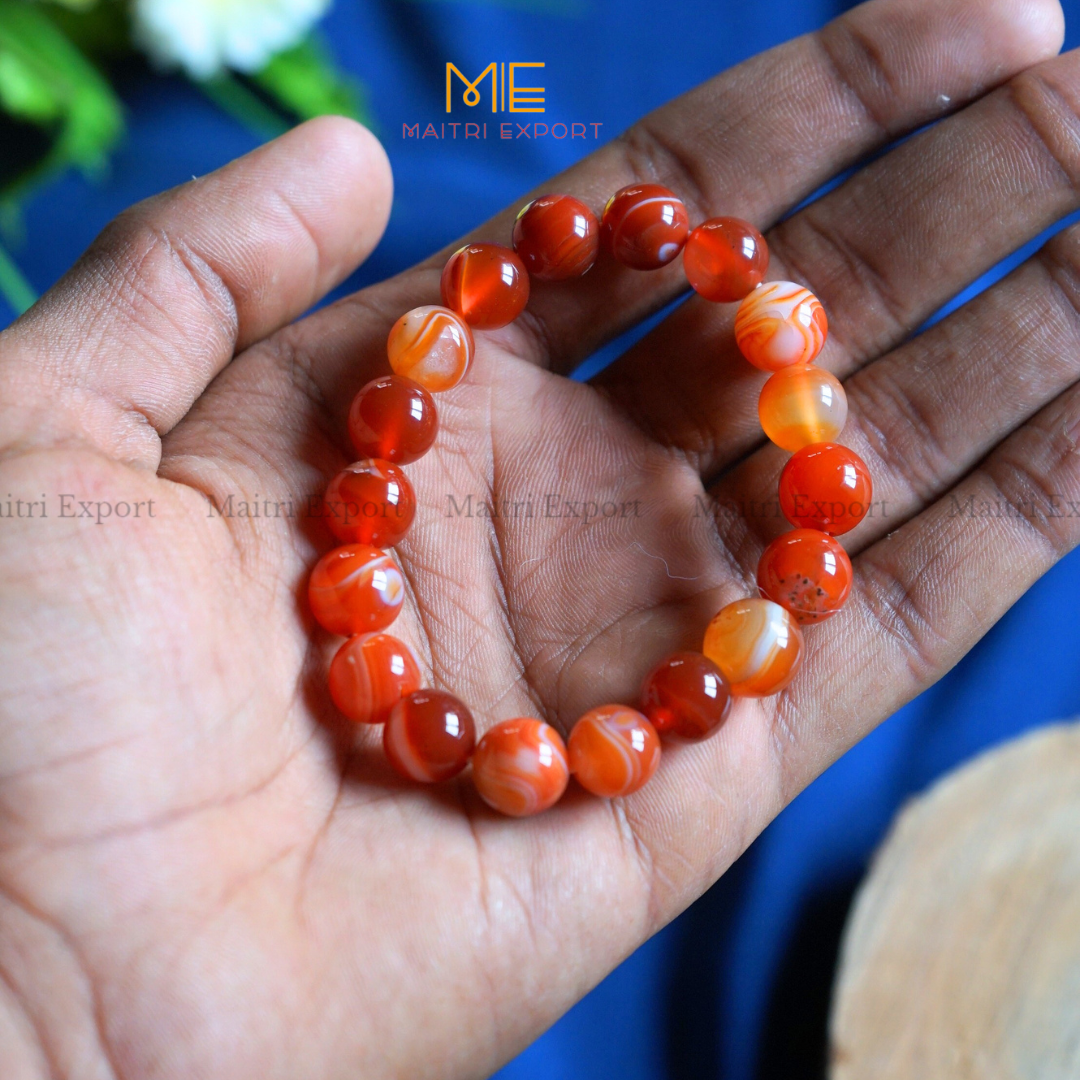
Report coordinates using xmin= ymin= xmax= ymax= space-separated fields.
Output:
xmin=307 ymin=543 xmax=405 ymax=637
xmin=472 ymin=718 xmax=570 ymax=817
xmin=387 ymin=305 xmax=474 ymax=392
xmin=702 ymin=598 xmax=804 ymax=697
xmin=567 ymin=704 xmax=661 ymax=798
xmin=734 ymin=281 xmax=828 ymax=371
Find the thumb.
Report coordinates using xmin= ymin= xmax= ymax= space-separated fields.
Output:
xmin=0 ymin=116 xmax=393 ymax=467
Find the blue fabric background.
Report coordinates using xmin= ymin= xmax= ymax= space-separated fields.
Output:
xmin=4 ymin=2 xmax=1080 ymax=1076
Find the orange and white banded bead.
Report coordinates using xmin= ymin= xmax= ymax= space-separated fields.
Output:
xmin=387 ymin=305 xmax=475 ymax=392
xmin=702 ymin=598 xmax=804 ymax=697
xmin=328 ymin=632 xmax=421 ymax=724
xmin=471 ymin=718 xmax=570 ymax=817
xmin=384 ymin=690 xmax=476 ymax=784
xmin=308 ymin=543 xmax=405 ymax=637
xmin=600 ymin=183 xmax=690 ymax=270
xmin=568 ymin=704 xmax=661 ymax=798
xmin=734 ymin=281 xmax=828 ymax=371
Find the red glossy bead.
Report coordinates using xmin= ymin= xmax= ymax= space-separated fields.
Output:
xmin=328 ymin=633 xmax=421 ymax=724
xmin=778 ymin=443 xmax=873 ymax=536
xmin=567 ymin=704 xmax=660 ymax=798
xmin=384 ymin=689 xmax=476 ymax=783
xmin=472 ymin=718 xmax=569 ymax=817
xmin=683 ymin=217 xmax=769 ymax=302
xmin=600 ymin=184 xmax=689 ymax=270
xmin=757 ymin=529 xmax=853 ymax=624
xmin=348 ymin=375 xmax=438 ymax=465
xmin=308 ymin=544 xmax=404 ymax=637
xmin=640 ymin=652 xmax=732 ymax=740
xmin=512 ymin=194 xmax=599 ymax=281
xmin=323 ymin=460 xmax=416 ymax=547
xmin=440 ymin=242 xmax=530 ymax=329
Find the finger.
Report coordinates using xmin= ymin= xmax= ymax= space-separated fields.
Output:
xmin=478 ymin=0 xmax=1067 ymax=371
xmin=266 ymin=0 xmax=1064 ymax=430
xmin=601 ymin=309 xmax=1080 ymax=929
xmin=707 ymin=214 xmax=1080 ymax=574
xmin=794 ymin=373 xmax=1080 ymax=786
xmin=0 ymin=117 xmax=392 ymax=467
xmin=613 ymin=372 xmax=1080 ymax=936
xmin=599 ymin=45 xmax=1080 ymax=477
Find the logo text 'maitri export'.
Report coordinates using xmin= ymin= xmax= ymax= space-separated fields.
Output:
xmin=403 ymin=61 xmax=604 ymax=142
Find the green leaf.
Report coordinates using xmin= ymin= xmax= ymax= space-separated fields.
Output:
xmin=45 ymin=1 xmax=132 ymax=59
xmin=42 ymin=0 xmax=100 ymax=14
xmin=0 ymin=49 xmax=62 ymax=122
xmin=0 ymin=0 xmax=123 ymax=187
xmin=197 ymin=72 xmax=290 ymax=142
xmin=252 ymin=36 xmax=372 ymax=128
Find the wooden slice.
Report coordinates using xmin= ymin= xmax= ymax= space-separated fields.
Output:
xmin=830 ymin=722 xmax=1080 ymax=1080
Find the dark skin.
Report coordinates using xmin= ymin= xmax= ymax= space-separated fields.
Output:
xmin=1 ymin=0 xmax=1079 ymax=1075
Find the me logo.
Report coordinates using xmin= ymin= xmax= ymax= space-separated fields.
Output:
xmin=445 ymin=62 xmax=545 ymax=113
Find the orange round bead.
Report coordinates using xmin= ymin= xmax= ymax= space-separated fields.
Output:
xmin=384 ymin=690 xmax=476 ymax=783
xmin=387 ymin=305 xmax=474 ymax=393
xmin=348 ymin=375 xmax=438 ymax=465
xmin=640 ymin=651 xmax=732 ymax=741
xmin=600 ymin=184 xmax=689 ymax=270
xmin=734 ymin=281 xmax=828 ymax=371
xmin=472 ymin=718 xmax=569 ymax=817
xmin=683 ymin=217 xmax=769 ymax=302
xmin=328 ymin=633 xmax=421 ymax=724
xmin=778 ymin=443 xmax=873 ymax=535
xmin=308 ymin=544 xmax=404 ymax=637
xmin=567 ymin=704 xmax=660 ymax=798
xmin=758 ymin=365 xmax=848 ymax=451
xmin=512 ymin=194 xmax=599 ymax=281
xmin=440 ymin=242 xmax=530 ymax=329
xmin=702 ymin=598 xmax=804 ymax=697
xmin=757 ymin=529 xmax=853 ymax=625
xmin=323 ymin=460 xmax=416 ymax=547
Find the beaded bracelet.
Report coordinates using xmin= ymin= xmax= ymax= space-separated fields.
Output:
xmin=308 ymin=184 xmax=872 ymax=817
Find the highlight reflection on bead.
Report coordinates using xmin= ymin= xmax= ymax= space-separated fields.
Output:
xmin=778 ymin=442 xmax=872 ymax=535
xmin=735 ymin=281 xmax=828 ymax=371
xmin=641 ymin=652 xmax=732 ymax=740
xmin=601 ymin=184 xmax=689 ymax=270
xmin=387 ymin=305 xmax=474 ymax=393
xmin=702 ymin=598 xmax=804 ymax=697
xmin=472 ymin=718 xmax=569 ymax=817
xmin=323 ymin=459 xmax=416 ymax=547
xmin=757 ymin=529 xmax=853 ymax=624
xmin=348 ymin=375 xmax=438 ymax=465
xmin=308 ymin=544 xmax=404 ymax=637
xmin=384 ymin=690 xmax=476 ymax=783
xmin=568 ymin=704 xmax=660 ymax=798
xmin=328 ymin=633 xmax=421 ymax=724
xmin=758 ymin=365 xmax=848 ymax=451
xmin=512 ymin=194 xmax=599 ymax=281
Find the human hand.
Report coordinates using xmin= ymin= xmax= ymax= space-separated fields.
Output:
xmin=0 ymin=0 xmax=1076 ymax=1075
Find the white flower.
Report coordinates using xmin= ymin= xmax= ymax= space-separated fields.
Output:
xmin=132 ymin=0 xmax=330 ymax=80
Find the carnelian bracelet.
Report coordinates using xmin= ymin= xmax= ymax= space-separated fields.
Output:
xmin=308 ymin=185 xmax=872 ymax=816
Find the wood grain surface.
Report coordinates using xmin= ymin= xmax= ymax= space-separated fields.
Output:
xmin=830 ymin=723 xmax=1080 ymax=1080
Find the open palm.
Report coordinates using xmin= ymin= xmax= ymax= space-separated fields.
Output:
xmin=2 ymin=0 xmax=1080 ymax=1075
